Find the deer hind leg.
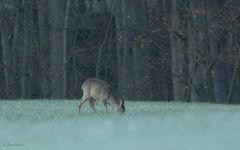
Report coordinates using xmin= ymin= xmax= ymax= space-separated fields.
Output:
xmin=78 ymin=96 xmax=90 ymax=114
xmin=89 ymin=98 xmax=96 ymax=113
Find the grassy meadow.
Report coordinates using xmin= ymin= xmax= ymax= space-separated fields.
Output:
xmin=0 ymin=100 xmax=240 ymax=150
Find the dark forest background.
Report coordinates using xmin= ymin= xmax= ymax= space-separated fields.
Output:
xmin=0 ymin=0 xmax=240 ymax=103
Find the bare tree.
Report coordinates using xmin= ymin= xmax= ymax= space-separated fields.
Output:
xmin=63 ymin=0 xmax=71 ymax=98
xmin=0 ymin=1 xmax=13 ymax=98
xmin=116 ymin=0 xmax=152 ymax=100
xmin=38 ymin=0 xmax=51 ymax=98
xmin=116 ymin=0 xmax=136 ymax=100
xmin=49 ymin=0 xmax=64 ymax=99
xmin=21 ymin=0 xmax=34 ymax=98
xmin=171 ymin=0 xmax=188 ymax=101
xmin=187 ymin=0 xmax=208 ymax=102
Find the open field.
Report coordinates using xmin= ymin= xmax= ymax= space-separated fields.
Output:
xmin=0 ymin=100 xmax=240 ymax=150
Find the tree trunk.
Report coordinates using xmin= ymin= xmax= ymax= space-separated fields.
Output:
xmin=63 ymin=0 xmax=70 ymax=98
xmin=0 ymin=1 xmax=13 ymax=98
xmin=120 ymin=0 xmax=152 ymax=100
xmin=170 ymin=0 xmax=188 ymax=101
xmin=49 ymin=0 xmax=64 ymax=99
xmin=37 ymin=0 xmax=50 ymax=98
xmin=131 ymin=0 xmax=151 ymax=100
xmin=188 ymin=0 xmax=208 ymax=102
xmin=227 ymin=49 xmax=240 ymax=103
xmin=115 ymin=0 xmax=123 ymax=97
xmin=118 ymin=0 xmax=136 ymax=100
xmin=208 ymin=0 xmax=229 ymax=103
xmin=232 ymin=0 xmax=240 ymax=103
xmin=21 ymin=0 xmax=34 ymax=98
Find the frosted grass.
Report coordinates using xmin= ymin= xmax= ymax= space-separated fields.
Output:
xmin=0 ymin=100 xmax=240 ymax=150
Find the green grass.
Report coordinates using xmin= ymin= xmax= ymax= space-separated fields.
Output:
xmin=0 ymin=100 xmax=240 ymax=150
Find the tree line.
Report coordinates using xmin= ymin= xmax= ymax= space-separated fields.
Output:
xmin=0 ymin=0 xmax=239 ymax=103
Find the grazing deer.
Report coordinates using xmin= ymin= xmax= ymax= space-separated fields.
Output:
xmin=78 ymin=78 xmax=125 ymax=114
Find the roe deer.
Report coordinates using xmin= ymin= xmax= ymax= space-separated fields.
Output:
xmin=78 ymin=78 xmax=125 ymax=114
